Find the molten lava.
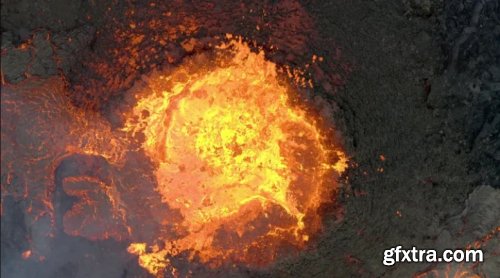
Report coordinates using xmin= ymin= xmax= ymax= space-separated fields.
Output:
xmin=124 ymin=37 xmax=347 ymax=275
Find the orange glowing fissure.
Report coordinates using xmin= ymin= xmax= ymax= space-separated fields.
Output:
xmin=124 ymin=36 xmax=347 ymax=275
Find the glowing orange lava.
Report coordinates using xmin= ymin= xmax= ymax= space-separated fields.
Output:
xmin=124 ymin=37 xmax=347 ymax=275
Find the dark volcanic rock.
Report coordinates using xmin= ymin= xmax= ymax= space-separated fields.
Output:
xmin=1 ymin=0 xmax=82 ymax=33
xmin=1 ymin=25 xmax=95 ymax=83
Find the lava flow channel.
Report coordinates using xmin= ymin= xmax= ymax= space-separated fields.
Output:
xmin=124 ymin=37 xmax=347 ymax=275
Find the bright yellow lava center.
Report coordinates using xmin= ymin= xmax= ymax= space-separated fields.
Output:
xmin=124 ymin=38 xmax=347 ymax=276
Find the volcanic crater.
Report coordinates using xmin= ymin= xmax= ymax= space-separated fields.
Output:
xmin=1 ymin=1 xmax=499 ymax=278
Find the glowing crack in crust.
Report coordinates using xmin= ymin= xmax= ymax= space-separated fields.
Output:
xmin=125 ymin=37 xmax=347 ymax=275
